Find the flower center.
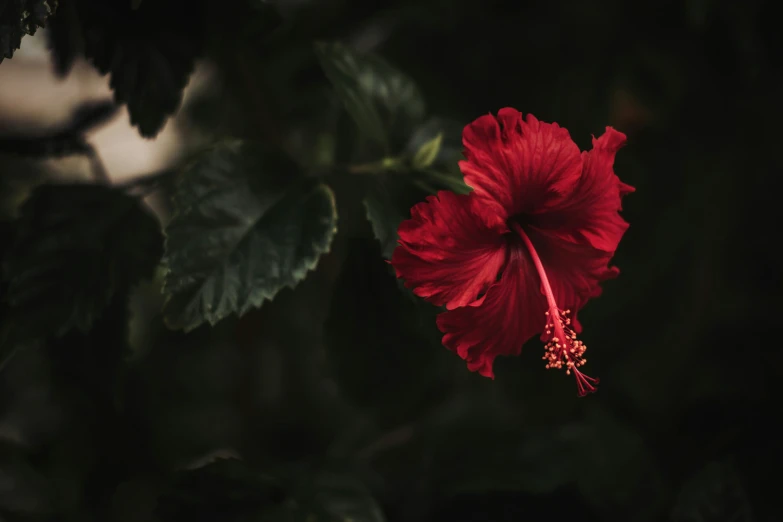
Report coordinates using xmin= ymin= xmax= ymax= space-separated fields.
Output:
xmin=509 ymin=222 xmax=599 ymax=396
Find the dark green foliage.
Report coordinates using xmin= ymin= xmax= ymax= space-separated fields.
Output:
xmin=0 ymin=0 xmax=57 ymax=62
xmin=1 ymin=183 xmax=163 ymax=341
xmin=44 ymin=0 xmax=80 ymax=77
xmin=0 ymin=0 xmax=780 ymax=521
xmin=316 ymin=43 xmax=468 ymax=258
xmin=315 ymin=41 xmax=426 ymax=155
xmin=362 ymin=175 xmax=425 ymax=260
xmin=325 ymin=239 xmax=447 ymax=421
xmin=156 ymin=459 xmax=384 ymax=522
xmin=162 ymin=141 xmax=338 ymax=332
xmin=40 ymin=0 xmax=204 ymax=137
xmin=363 ymin=164 xmax=469 ymax=260
xmin=82 ymin=0 xmax=203 ymax=137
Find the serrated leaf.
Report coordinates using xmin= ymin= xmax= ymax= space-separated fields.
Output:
xmin=1 ymin=183 xmax=163 ymax=341
xmin=0 ymin=0 xmax=58 ymax=63
xmin=76 ymin=0 xmax=204 ymax=137
xmin=45 ymin=0 xmax=82 ymax=77
xmin=315 ymin=41 xmax=425 ymax=153
xmin=411 ymin=132 xmax=442 ymax=169
xmin=161 ymin=141 xmax=338 ymax=332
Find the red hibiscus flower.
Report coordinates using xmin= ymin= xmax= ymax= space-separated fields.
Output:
xmin=391 ymin=108 xmax=634 ymax=396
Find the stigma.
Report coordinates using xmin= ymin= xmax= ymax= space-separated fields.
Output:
xmin=543 ymin=308 xmax=599 ymax=396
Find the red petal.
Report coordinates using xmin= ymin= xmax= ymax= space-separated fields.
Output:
xmin=459 ymin=108 xmax=582 ymax=229
xmin=525 ymin=226 xmax=621 ymax=338
xmin=436 ymin=245 xmax=546 ymax=378
xmin=391 ymin=191 xmax=507 ymax=310
xmin=530 ymin=127 xmax=634 ymax=253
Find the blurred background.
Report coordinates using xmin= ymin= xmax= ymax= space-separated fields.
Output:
xmin=0 ymin=0 xmax=781 ymax=521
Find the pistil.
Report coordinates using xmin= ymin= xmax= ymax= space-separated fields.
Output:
xmin=510 ymin=222 xmax=599 ymax=396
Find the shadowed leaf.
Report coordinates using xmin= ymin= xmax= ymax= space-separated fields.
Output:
xmin=0 ymin=0 xmax=58 ymax=63
xmin=1 ymin=183 xmax=163 ymax=341
xmin=362 ymin=117 xmax=470 ymax=260
xmin=324 ymin=239 xmax=445 ymax=420
xmin=156 ymin=459 xmax=384 ymax=522
xmin=44 ymin=0 xmax=82 ymax=77
xmin=76 ymin=0 xmax=205 ymax=137
xmin=315 ymin=41 xmax=425 ymax=153
xmin=162 ymin=141 xmax=338 ymax=332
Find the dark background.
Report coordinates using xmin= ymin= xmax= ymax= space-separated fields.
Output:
xmin=1 ymin=0 xmax=780 ymax=521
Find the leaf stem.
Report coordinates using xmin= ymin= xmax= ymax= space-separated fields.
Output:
xmin=346 ymin=156 xmax=404 ymax=174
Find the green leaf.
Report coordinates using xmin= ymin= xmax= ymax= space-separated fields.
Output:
xmin=411 ymin=132 xmax=442 ymax=169
xmin=362 ymin=175 xmax=421 ymax=260
xmin=76 ymin=0 xmax=204 ymax=137
xmin=363 ymin=170 xmax=468 ymax=261
xmin=0 ymin=0 xmax=58 ymax=63
xmin=361 ymin=118 xmax=471 ymax=260
xmin=324 ymin=239 xmax=446 ymax=421
xmin=45 ymin=0 xmax=82 ymax=77
xmin=403 ymin=117 xmax=464 ymax=171
xmin=315 ymin=41 xmax=426 ymax=153
xmin=362 ymin=174 xmax=452 ymax=261
xmin=156 ymin=459 xmax=384 ymax=522
xmin=406 ymin=118 xmax=470 ymax=196
xmin=1 ymin=183 xmax=163 ymax=340
xmin=161 ymin=141 xmax=338 ymax=332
